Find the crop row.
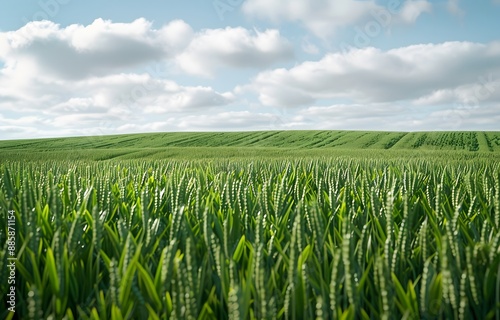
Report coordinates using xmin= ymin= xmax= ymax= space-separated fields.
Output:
xmin=1 ymin=159 xmax=499 ymax=319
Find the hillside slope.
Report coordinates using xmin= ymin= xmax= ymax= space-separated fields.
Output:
xmin=1 ymin=131 xmax=499 ymax=152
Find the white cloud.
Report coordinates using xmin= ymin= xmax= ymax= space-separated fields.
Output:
xmin=413 ymin=80 xmax=500 ymax=107
xmin=248 ymin=41 xmax=500 ymax=107
xmin=447 ymin=0 xmax=465 ymax=16
xmin=115 ymin=120 xmax=177 ymax=133
xmin=293 ymin=102 xmax=500 ymax=131
xmin=1 ymin=16 xmax=500 ymax=139
xmin=177 ymin=111 xmax=277 ymax=130
xmin=301 ymin=103 xmax=405 ymax=119
xmin=0 ymin=19 xmax=292 ymax=80
xmin=0 ymin=19 xmax=293 ymax=139
xmin=301 ymin=37 xmax=320 ymax=55
xmin=399 ymin=0 xmax=433 ymax=23
xmin=428 ymin=104 xmax=500 ymax=130
xmin=176 ymin=28 xmax=293 ymax=77
xmin=0 ymin=69 xmax=235 ymax=140
xmin=0 ymin=19 xmax=176 ymax=80
xmin=144 ymin=86 xmax=235 ymax=113
xmin=0 ymin=67 xmax=233 ymax=114
xmin=46 ymin=97 xmax=109 ymax=115
xmin=242 ymin=0 xmax=432 ymax=37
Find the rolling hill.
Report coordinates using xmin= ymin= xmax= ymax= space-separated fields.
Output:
xmin=1 ymin=131 xmax=499 ymax=160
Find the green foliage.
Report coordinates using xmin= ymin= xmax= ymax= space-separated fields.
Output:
xmin=1 ymin=154 xmax=500 ymax=319
xmin=2 ymin=131 xmax=500 ymax=162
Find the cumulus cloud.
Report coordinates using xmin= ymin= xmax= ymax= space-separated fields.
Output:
xmin=293 ymin=101 xmax=500 ymax=131
xmin=0 ymin=66 xmax=235 ymax=140
xmin=0 ymin=19 xmax=181 ymax=80
xmin=1 ymin=16 xmax=499 ymax=138
xmin=144 ymin=86 xmax=235 ymax=113
xmin=398 ymin=1 xmax=433 ymax=23
xmin=177 ymin=111 xmax=277 ymax=130
xmin=248 ymin=41 xmax=500 ymax=107
xmin=295 ymin=103 xmax=409 ymax=130
xmin=0 ymin=18 xmax=292 ymax=80
xmin=413 ymin=79 xmax=500 ymax=107
xmin=0 ymin=18 xmax=294 ymax=138
xmin=176 ymin=28 xmax=293 ymax=77
xmin=242 ymin=0 xmax=432 ymax=37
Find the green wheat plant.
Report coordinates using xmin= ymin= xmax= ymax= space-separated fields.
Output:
xmin=1 ymin=157 xmax=499 ymax=319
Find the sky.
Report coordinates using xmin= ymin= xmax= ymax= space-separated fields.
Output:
xmin=1 ymin=0 xmax=500 ymax=139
